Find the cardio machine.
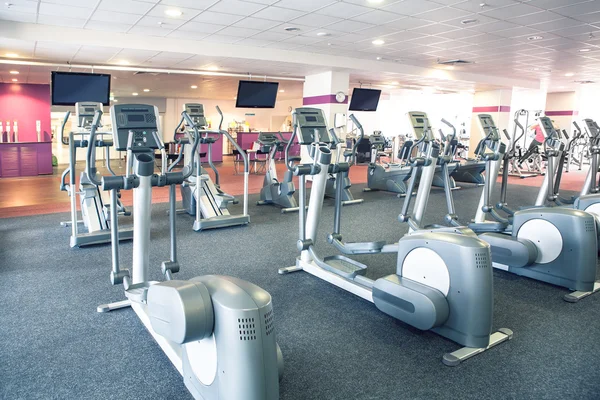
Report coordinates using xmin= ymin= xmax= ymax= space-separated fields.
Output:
xmin=280 ymin=107 xmax=512 ymax=366
xmin=177 ymin=104 xmax=250 ymax=231
xmin=59 ymin=101 xmax=133 ymax=247
xmin=256 ymin=131 xmax=300 ymax=213
xmin=439 ymin=121 xmax=486 ymax=185
xmin=87 ymin=104 xmax=282 ymax=400
xmin=324 ymin=126 xmax=364 ymax=206
xmin=466 ymin=114 xmax=599 ymax=302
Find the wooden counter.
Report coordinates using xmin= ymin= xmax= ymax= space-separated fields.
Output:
xmin=0 ymin=141 xmax=53 ymax=177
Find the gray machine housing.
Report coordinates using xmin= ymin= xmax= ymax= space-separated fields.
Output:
xmin=147 ymin=275 xmax=283 ymax=400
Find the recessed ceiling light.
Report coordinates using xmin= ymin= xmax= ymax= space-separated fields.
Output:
xmin=279 ymin=89 xmax=285 ymax=92
xmin=558 ymin=86 xmax=565 ymax=89
xmin=118 ymin=60 xmax=129 ymax=65
xmin=579 ymin=48 xmax=591 ymax=52
xmin=143 ymin=89 xmax=150 ymax=92
xmin=532 ymin=68 xmax=539 ymax=71
xmin=372 ymin=39 xmax=385 ymax=45
xmin=367 ymin=0 xmax=385 ymax=3
xmin=5 ymin=53 xmax=18 ymax=58
xmin=461 ymin=18 xmax=478 ymax=25
xmin=9 ymin=70 xmax=18 ymax=74
xmin=113 ymin=99 xmax=118 ymax=102
xmin=317 ymin=32 xmax=331 ymax=37
xmin=527 ymin=35 xmax=543 ymax=41
xmin=565 ymin=72 xmax=575 ymax=77
xmin=165 ymin=9 xmax=182 ymax=17
xmin=205 ymin=66 xmax=219 ymax=71
xmin=11 ymin=78 xmax=17 ymax=82
xmin=132 ymin=92 xmax=138 ymax=96
xmin=190 ymin=85 xmax=198 ymax=89
xmin=284 ymin=27 xmax=300 ymax=32
xmin=391 ymin=81 xmax=399 ymax=85
xmin=376 ymin=56 xmax=382 ymax=60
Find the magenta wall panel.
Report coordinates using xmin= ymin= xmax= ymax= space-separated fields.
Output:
xmin=19 ymin=145 xmax=38 ymax=176
xmin=0 ymin=145 xmax=19 ymax=177
xmin=37 ymin=142 xmax=53 ymax=174
xmin=0 ymin=83 xmax=51 ymax=143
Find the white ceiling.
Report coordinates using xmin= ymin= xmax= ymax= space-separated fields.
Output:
xmin=1 ymin=0 xmax=600 ymax=92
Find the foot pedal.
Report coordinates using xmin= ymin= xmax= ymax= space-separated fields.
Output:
xmin=321 ymin=255 xmax=367 ymax=279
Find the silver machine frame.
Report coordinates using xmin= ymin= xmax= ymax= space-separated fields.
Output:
xmin=280 ymin=108 xmax=512 ymax=366
xmin=472 ymin=114 xmax=600 ymax=302
xmin=177 ymin=104 xmax=250 ymax=231
xmin=88 ymin=104 xmax=282 ymax=399
xmin=59 ymin=101 xmax=133 ymax=247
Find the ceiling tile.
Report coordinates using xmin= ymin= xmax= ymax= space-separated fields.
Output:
xmin=252 ymin=6 xmax=306 ymax=22
xmin=0 ymin=10 xmax=37 ymax=23
xmin=166 ymin=30 xmax=210 ymax=40
xmin=275 ymin=0 xmax=336 ymax=12
xmin=436 ymin=28 xmax=479 ymax=39
xmin=98 ymin=0 xmax=155 ymax=15
xmin=217 ymin=26 xmax=262 ymax=38
xmin=494 ymin=26 xmax=544 ymax=38
xmin=482 ymin=3 xmax=544 ymax=19
xmin=416 ymin=6 xmax=471 ymax=22
xmin=384 ymin=0 xmax=444 ymax=16
xmin=452 ymin=0 xmax=518 ymax=13
xmin=468 ymin=20 xmax=519 ymax=33
xmin=192 ymin=11 xmax=244 ymax=25
xmin=127 ymin=25 xmax=172 ymax=37
xmin=90 ymin=10 xmax=141 ymax=24
xmin=4 ymin=0 xmax=39 ymax=13
xmin=289 ymin=13 xmax=342 ymax=28
xmin=325 ymin=19 xmax=375 ymax=33
xmin=208 ymin=0 xmax=267 ymax=16
xmin=37 ymin=14 xmax=86 ymax=28
xmin=248 ymin=31 xmax=290 ymax=41
xmin=84 ymin=20 xmax=132 ymax=32
xmin=553 ymin=1 xmax=600 ymax=17
xmin=526 ymin=0 xmax=592 ymax=10
xmin=509 ymin=11 xmax=567 ymax=26
xmin=408 ymin=22 xmax=457 ymax=35
xmin=350 ymin=10 xmax=404 ymax=24
xmin=232 ymin=16 xmax=282 ymax=30
xmin=384 ymin=17 xmax=435 ymax=30
xmin=176 ymin=21 xmax=226 ymax=33
xmin=38 ymin=3 xmax=93 ymax=19
xmin=442 ymin=13 xmax=498 ymax=27
xmin=158 ymin=0 xmax=216 ymax=9
xmin=146 ymin=5 xmax=202 ymax=20
xmin=553 ymin=25 xmax=599 ymax=37
xmin=316 ymin=2 xmax=372 ymax=19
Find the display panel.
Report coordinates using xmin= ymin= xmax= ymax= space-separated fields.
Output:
xmin=348 ymin=88 xmax=381 ymax=112
xmin=235 ymin=80 xmax=279 ymax=108
xmin=51 ymin=72 xmax=111 ymax=106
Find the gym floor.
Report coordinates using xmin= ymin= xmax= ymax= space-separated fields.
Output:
xmin=1 ymin=161 xmax=599 ymax=400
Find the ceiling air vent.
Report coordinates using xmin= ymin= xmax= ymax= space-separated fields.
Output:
xmin=437 ymin=59 xmax=473 ymax=66
xmin=575 ymin=80 xmax=595 ymax=84
xmin=133 ymin=71 xmax=160 ymax=76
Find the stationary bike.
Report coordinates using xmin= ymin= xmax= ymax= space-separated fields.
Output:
xmin=256 ymin=131 xmax=301 ymax=213
xmin=87 ymin=105 xmax=282 ymax=400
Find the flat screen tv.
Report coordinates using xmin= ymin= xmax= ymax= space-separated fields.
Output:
xmin=235 ymin=80 xmax=279 ymax=108
xmin=348 ymin=88 xmax=381 ymax=112
xmin=51 ymin=71 xmax=111 ymax=106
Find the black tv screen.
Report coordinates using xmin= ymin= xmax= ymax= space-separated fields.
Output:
xmin=51 ymin=71 xmax=111 ymax=106
xmin=235 ymin=80 xmax=279 ymax=108
xmin=348 ymin=88 xmax=381 ymax=111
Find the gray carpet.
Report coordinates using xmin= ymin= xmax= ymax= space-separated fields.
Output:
xmin=1 ymin=182 xmax=599 ymax=400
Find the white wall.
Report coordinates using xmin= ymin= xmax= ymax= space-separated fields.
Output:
xmin=350 ymin=89 xmax=474 ymax=140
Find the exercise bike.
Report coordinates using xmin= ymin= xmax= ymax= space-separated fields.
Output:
xmin=87 ymin=104 xmax=283 ymax=400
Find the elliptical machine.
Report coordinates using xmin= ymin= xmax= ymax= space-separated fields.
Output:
xmin=177 ymin=104 xmax=250 ymax=231
xmin=324 ymin=125 xmax=364 ymax=206
xmin=87 ymin=104 xmax=283 ymax=400
xmin=59 ymin=101 xmax=133 ymax=247
xmin=280 ymin=108 xmax=512 ymax=366
xmin=256 ymin=131 xmax=300 ymax=213
xmin=467 ymin=114 xmax=599 ymax=302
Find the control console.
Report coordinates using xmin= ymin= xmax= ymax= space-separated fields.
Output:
xmin=294 ymin=107 xmax=333 ymax=145
xmin=111 ymin=104 xmax=161 ymax=151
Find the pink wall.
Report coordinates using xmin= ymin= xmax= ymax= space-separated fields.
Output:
xmin=0 ymin=83 xmax=51 ymax=142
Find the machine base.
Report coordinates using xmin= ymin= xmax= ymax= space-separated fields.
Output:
xmin=563 ymin=281 xmax=600 ymax=303
xmin=442 ymin=328 xmax=513 ymax=366
xmin=70 ymin=227 xmax=133 ymax=248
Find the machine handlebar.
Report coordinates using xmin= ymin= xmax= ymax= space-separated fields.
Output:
xmin=60 ymin=111 xmax=71 ymax=145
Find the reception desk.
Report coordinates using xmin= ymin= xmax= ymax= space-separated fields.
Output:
xmin=236 ymin=132 xmax=300 ymax=159
xmin=0 ymin=142 xmax=53 ymax=177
